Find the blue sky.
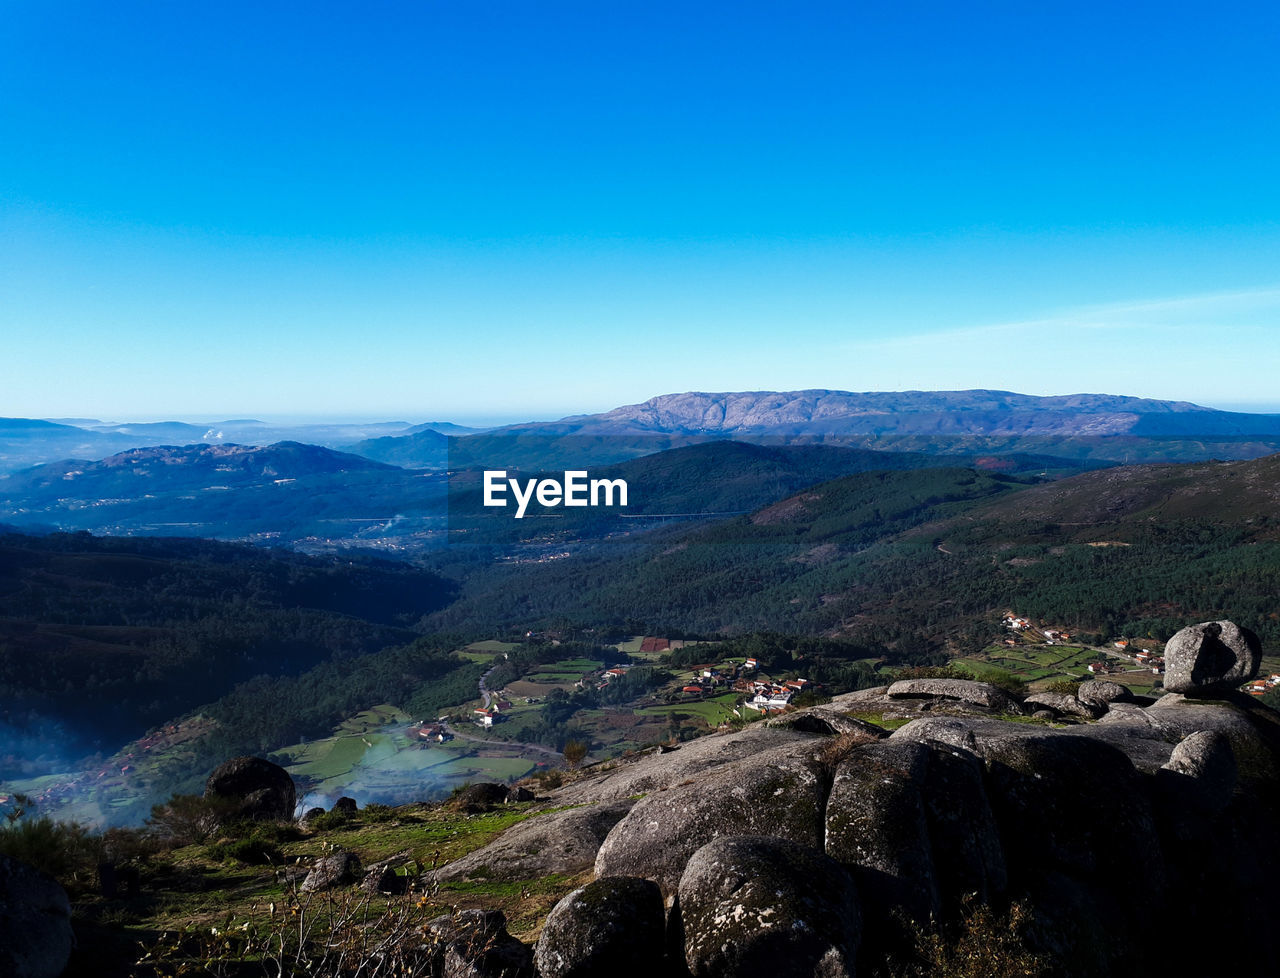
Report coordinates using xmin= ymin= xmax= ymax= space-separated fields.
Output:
xmin=3 ymin=0 xmax=1279 ymax=422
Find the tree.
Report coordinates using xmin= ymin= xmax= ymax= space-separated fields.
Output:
xmin=562 ymin=739 xmax=589 ymax=769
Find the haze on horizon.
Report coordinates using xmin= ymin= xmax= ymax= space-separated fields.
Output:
xmin=3 ymin=2 xmax=1279 ymax=420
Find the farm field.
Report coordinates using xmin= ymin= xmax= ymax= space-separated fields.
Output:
xmin=279 ymin=704 xmax=538 ymax=807
xmin=468 ymin=640 xmax=521 ymax=652
xmin=524 ymin=657 xmax=602 ymax=684
xmin=960 ymin=643 xmax=1169 ymax=696
xmin=636 ymin=692 xmax=741 ymax=726
xmin=961 ymin=644 xmax=1102 ymax=682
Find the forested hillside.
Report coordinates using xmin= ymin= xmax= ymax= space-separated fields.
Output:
xmin=427 ymin=456 xmax=1280 ymax=651
xmin=0 ymin=532 xmax=456 ymax=777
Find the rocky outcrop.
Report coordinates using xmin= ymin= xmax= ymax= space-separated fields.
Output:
xmin=505 ymin=785 xmax=535 ymax=803
xmin=886 ymin=678 xmax=1022 ymax=713
xmin=677 ymin=836 xmax=860 ymax=978
xmin=432 ymin=800 xmax=635 ymax=882
xmin=765 ymin=707 xmax=889 ymax=738
xmin=1076 ymin=679 xmax=1133 ymax=710
xmin=426 ymin=909 xmax=533 ymax=978
xmin=825 ymin=740 xmax=939 ymax=927
xmin=0 ymin=855 xmax=74 ymax=978
xmin=1163 ymin=620 xmax=1261 ymax=695
xmin=1023 ymin=690 xmax=1100 ymax=719
xmin=421 ymin=621 xmax=1279 ymax=977
xmin=452 ymin=782 xmax=512 ymax=813
xmin=204 ymin=755 xmax=296 ymax=821
xmin=594 ymin=741 xmax=827 ymax=894
xmin=553 ymin=724 xmax=817 ymax=804
xmin=1156 ymin=729 xmax=1239 ymax=835
xmin=300 ymin=851 xmax=361 ymax=892
xmin=534 ymin=876 xmax=666 ymax=978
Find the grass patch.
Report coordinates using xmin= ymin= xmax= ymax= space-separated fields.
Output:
xmin=636 ymin=693 xmax=740 ymax=725
xmin=843 ymin=712 xmax=913 ymax=731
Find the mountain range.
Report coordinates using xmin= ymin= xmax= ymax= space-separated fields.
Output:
xmin=0 ymin=442 xmax=446 ymax=548
xmin=5 ymin=389 xmax=1280 ymax=475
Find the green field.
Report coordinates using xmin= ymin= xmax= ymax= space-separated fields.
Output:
xmin=960 ymin=643 xmax=1173 ymax=696
xmin=468 ymin=640 xmax=522 ymax=652
xmin=526 ymin=657 xmax=602 ymax=683
xmin=278 ymin=705 xmax=539 ymax=805
xmin=637 ymin=692 xmax=741 ymax=726
xmin=960 ymin=644 xmax=1112 ymax=685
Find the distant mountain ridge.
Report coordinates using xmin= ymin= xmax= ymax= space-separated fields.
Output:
xmin=525 ymin=389 xmax=1278 ymax=436
xmin=410 ymin=389 xmax=1280 ymax=467
xmin=0 ymin=442 xmax=445 ymax=546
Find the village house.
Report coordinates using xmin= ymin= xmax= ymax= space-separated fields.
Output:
xmin=745 ymin=684 xmax=795 ymax=711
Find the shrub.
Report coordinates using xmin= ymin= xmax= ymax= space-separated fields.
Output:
xmin=562 ymin=739 xmax=589 ymax=769
xmin=308 ymin=810 xmax=354 ymax=832
xmin=884 ymin=899 xmax=1048 ymax=978
xmin=219 ymin=833 xmax=283 ymax=865
xmin=136 ymin=879 xmax=453 ymax=977
xmin=0 ymin=814 xmax=96 ymax=881
xmin=891 ymin=665 xmax=968 ymax=681
xmin=980 ymin=669 xmax=1028 ymax=698
xmin=1043 ymin=679 xmax=1082 ymax=697
xmin=148 ymin=793 xmax=241 ymax=847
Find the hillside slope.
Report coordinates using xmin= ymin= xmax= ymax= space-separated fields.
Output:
xmin=428 ymin=454 xmax=1280 ymax=648
xmin=0 ymin=531 xmax=456 ymax=780
xmin=0 ymin=442 xmax=446 ymax=546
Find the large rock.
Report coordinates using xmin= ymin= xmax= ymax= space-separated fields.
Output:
xmin=552 ymin=724 xmax=817 ymax=804
xmin=534 ymin=876 xmax=666 ymax=978
xmin=594 ymin=742 xmax=827 ymax=894
xmin=433 ymin=800 xmax=635 ymax=882
xmin=765 ymin=708 xmax=889 ymax=738
xmin=1143 ymin=694 xmax=1277 ymax=780
xmin=979 ymin=734 xmax=1164 ymax=892
xmin=452 ymin=782 xmax=511 ymax=813
xmin=824 ymin=741 xmax=939 ymax=927
xmin=427 ymin=909 xmax=533 ymax=978
xmin=824 ymin=738 xmax=1006 ymax=929
xmin=1076 ymin=679 xmax=1133 ymax=710
xmin=1022 ymin=691 xmax=1100 ymax=719
xmin=913 ymin=740 xmax=1007 ymax=912
xmin=300 ymin=851 xmax=361 ymax=892
xmin=0 ymin=855 xmax=74 ymax=978
xmin=886 ymin=678 xmax=1021 ymax=714
xmin=1163 ymin=620 xmax=1261 ymax=696
xmin=204 ymin=755 xmax=296 ymax=821
xmin=678 ymin=836 xmax=861 ymax=978
xmin=1157 ymin=729 xmax=1238 ymax=824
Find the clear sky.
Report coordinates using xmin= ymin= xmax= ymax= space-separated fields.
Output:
xmin=3 ymin=0 xmax=1279 ymax=422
